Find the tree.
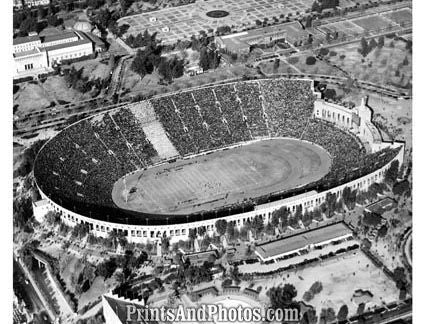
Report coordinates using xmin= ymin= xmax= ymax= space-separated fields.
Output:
xmin=268 ymin=284 xmax=297 ymax=309
xmin=368 ymin=37 xmax=377 ymax=52
xmin=198 ymin=226 xmax=207 ymax=237
xmin=357 ymin=303 xmax=365 ymax=315
xmin=271 ymin=212 xmax=280 ymax=227
xmin=273 ymin=58 xmax=280 ymax=72
xmin=402 ymin=56 xmax=409 ymax=66
xmin=251 ymin=215 xmax=264 ymax=237
xmin=301 ymin=309 xmax=318 ymax=324
xmin=230 ymin=264 xmax=241 ymax=284
xmin=45 ymin=211 xmax=61 ymax=225
xmin=120 ymin=0 xmax=134 ymax=14
xmin=405 ymin=40 xmax=412 ymax=53
xmin=188 ymin=228 xmax=197 ymax=241
xmin=215 ymin=219 xmax=227 ymax=236
xmin=337 ymin=304 xmax=349 ymax=322
xmin=216 ymin=25 xmax=231 ymax=35
xmin=226 ymin=221 xmax=236 ymax=239
xmin=319 ymin=307 xmax=336 ymax=324
xmin=199 ymin=46 xmax=210 ymax=71
xmin=377 ymin=224 xmax=388 ymax=237
xmin=322 ymin=192 xmax=337 ymax=217
xmin=19 ymin=16 xmax=38 ymax=35
xmin=393 ymin=267 xmax=408 ymax=290
xmin=362 ymin=212 xmax=381 ymax=227
xmin=306 ymin=56 xmax=316 ymax=65
xmin=393 ymin=180 xmax=410 ymax=196
xmin=303 ymin=290 xmax=314 ymax=302
xmin=385 ymin=160 xmax=399 ymax=184
xmin=37 ymin=6 xmax=47 ymax=20
xmin=310 ymin=281 xmax=323 ymax=294
xmin=359 ymin=37 xmax=369 ymax=57
xmin=378 ymin=35 xmax=385 ymax=49
xmin=323 ymin=88 xmax=336 ymax=100
xmin=311 ymin=1 xmax=322 ymax=12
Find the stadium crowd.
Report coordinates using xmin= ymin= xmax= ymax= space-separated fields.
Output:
xmin=34 ymin=78 xmax=401 ymax=224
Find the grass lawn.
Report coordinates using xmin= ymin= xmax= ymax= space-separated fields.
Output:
xmin=112 ymin=139 xmax=331 ymax=215
xmin=326 ymin=37 xmax=412 ymax=88
xmin=72 ymin=58 xmax=112 ymax=80
xmin=14 ymin=82 xmax=52 ymax=113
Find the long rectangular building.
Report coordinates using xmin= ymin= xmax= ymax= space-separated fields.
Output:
xmin=255 ymin=222 xmax=353 ymax=262
xmin=13 ymin=31 xmax=94 ymax=79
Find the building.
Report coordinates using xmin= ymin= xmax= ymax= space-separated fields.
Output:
xmin=364 ymin=197 xmax=396 ymax=218
xmin=216 ymin=21 xmax=309 ymax=54
xmin=254 ymin=222 xmax=353 ymax=262
xmin=102 ymin=292 xmax=157 ymax=324
xmin=13 ymin=294 xmax=32 ymax=324
xmin=13 ymin=31 xmax=95 ymax=79
xmin=313 ymin=97 xmax=386 ymax=151
xmin=33 ymin=79 xmax=405 ymax=244
xmin=22 ymin=0 xmax=49 ymax=7
xmin=182 ymin=249 xmax=218 ymax=266
xmin=32 ymin=199 xmax=52 ymax=222
xmin=13 ymin=0 xmax=23 ymax=9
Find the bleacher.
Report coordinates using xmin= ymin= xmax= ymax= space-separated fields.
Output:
xmin=34 ymin=78 xmax=401 ymax=225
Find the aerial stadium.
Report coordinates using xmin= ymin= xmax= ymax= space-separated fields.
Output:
xmin=33 ymin=78 xmax=404 ymax=243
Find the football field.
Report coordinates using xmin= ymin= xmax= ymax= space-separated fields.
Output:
xmin=112 ymin=138 xmax=331 ymax=215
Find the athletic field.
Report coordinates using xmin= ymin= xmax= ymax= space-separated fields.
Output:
xmin=112 ymin=139 xmax=331 ymax=215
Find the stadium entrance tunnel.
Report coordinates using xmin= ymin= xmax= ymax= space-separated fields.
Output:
xmin=112 ymin=138 xmax=332 ymax=219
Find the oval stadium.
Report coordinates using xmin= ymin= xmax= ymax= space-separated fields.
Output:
xmin=33 ymin=78 xmax=404 ymax=243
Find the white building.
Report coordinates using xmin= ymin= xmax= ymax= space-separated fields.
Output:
xmin=13 ymin=31 xmax=95 ymax=79
xmin=22 ymin=0 xmax=49 ymax=7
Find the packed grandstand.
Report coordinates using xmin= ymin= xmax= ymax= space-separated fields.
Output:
xmin=34 ymin=78 xmax=402 ymax=227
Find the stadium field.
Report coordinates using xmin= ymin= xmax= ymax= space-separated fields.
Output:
xmin=112 ymin=138 xmax=331 ymax=215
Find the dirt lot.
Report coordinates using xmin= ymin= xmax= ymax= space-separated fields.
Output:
xmin=13 ymin=81 xmax=53 ymax=113
xmin=14 ymin=76 xmax=91 ymax=114
xmin=326 ymin=36 xmax=412 ymax=88
xmin=250 ymin=250 xmax=400 ymax=316
xmin=341 ymin=91 xmax=412 ymax=151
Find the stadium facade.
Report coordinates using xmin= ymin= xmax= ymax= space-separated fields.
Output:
xmin=33 ymin=78 xmax=404 ymax=244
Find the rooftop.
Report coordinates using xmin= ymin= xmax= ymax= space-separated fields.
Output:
xmin=33 ymin=199 xmax=49 ymax=207
xmin=218 ymin=21 xmax=309 ymax=50
xmin=42 ymin=38 xmax=92 ymax=52
xmin=255 ymin=222 xmax=352 ymax=259
xmin=365 ymin=197 xmax=396 ymax=215
xmin=13 ymin=35 xmax=40 ymax=45
xmin=13 ymin=47 xmax=43 ymax=58
xmin=42 ymin=31 xmax=79 ymax=44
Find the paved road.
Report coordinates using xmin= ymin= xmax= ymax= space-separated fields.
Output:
xmin=14 ymin=259 xmax=52 ymax=324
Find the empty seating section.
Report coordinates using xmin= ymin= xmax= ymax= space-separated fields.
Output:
xmin=150 ymin=96 xmax=194 ymax=155
xmin=260 ymin=79 xmax=315 ymax=138
xmin=214 ymin=85 xmax=251 ymax=143
xmin=235 ymin=82 xmax=269 ymax=137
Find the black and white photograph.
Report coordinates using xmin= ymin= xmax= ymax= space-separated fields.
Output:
xmin=8 ymin=0 xmax=418 ymax=323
